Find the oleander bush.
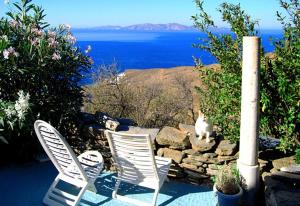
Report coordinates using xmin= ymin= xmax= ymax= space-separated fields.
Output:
xmin=193 ymin=0 xmax=299 ymax=152
xmin=0 ymin=0 xmax=91 ymax=161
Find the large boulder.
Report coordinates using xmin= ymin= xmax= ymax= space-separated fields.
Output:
xmin=178 ymin=123 xmax=196 ymax=137
xmin=156 ymin=126 xmax=191 ymax=149
xmin=118 ymin=126 xmax=159 ymax=143
xmin=189 ymin=135 xmax=216 ymax=152
xmin=215 ymin=140 xmax=237 ymax=156
xmin=157 ymin=148 xmax=184 ymax=164
xmin=272 ymin=156 xmax=296 ymax=170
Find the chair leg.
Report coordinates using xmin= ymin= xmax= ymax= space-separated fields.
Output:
xmin=112 ymin=178 xmax=121 ymax=199
xmin=43 ymin=175 xmax=60 ymax=205
xmin=43 ymin=174 xmax=89 ymax=206
xmin=87 ymin=183 xmax=97 ymax=193
xmin=151 ymin=188 xmax=160 ymax=206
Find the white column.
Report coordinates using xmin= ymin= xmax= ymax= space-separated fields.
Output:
xmin=237 ymin=36 xmax=260 ymax=205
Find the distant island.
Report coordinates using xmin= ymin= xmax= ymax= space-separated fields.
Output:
xmin=72 ymin=23 xmax=234 ymax=33
xmin=73 ymin=23 xmax=197 ymax=32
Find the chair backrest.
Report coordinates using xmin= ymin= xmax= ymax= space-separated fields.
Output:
xmin=105 ymin=130 xmax=159 ymax=182
xmin=34 ymin=120 xmax=87 ymax=181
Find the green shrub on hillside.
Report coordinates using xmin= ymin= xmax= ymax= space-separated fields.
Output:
xmin=192 ymin=1 xmax=258 ymax=143
xmin=260 ymin=0 xmax=299 ymax=152
xmin=0 ymin=0 xmax=91 ymax=160
xmin=193 ymin=0 xmax=299 ymax=151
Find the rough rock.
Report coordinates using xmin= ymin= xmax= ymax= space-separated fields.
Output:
xmin=156 ymin=126 xmax=190 ymax=149
xmin=217 ymin=155 xmax=238 ymax=163
xmin=208 ymin=164 xmax=219 ymax=170
xmin=258 ymin=158 xmax=269 ymax=164
xmin=271 ymin=168 xmax=279 ymax=174
xmin=259 ymin=135 xmax=280 ymax=150
xmin=180 ymin=163 xmax=198 ymax=171
xmin=157 ymin=148 xmax=164 ymax=157
xmin=159 ymin=148 xmax=184 ymax=164
xmin=206 ymin=168 xmax=219 ymax=176
xmin=272 ymin=156 xmax=296 ymax=170
xmin=182 ymin=149 xmax=200 ymax=155
xmin=178 ymin=123 xmax=196 ymax=137
xmin=95 ymin=112 xmax=120 ymax=131
xmin=203 ymin=153 xmax=217 ymax=158
xmin=182 ymin=158 xmax=204 ymax=167
xmin=118 ymin=126 xmax=159 ymax=143
xmin=168 ymin=164 xmax=186 ymax=178
xmin=188 ymin=154 xmax=218 ymax=164
xmin=189 ymin=135 xmax=216 ymax=152
xmin=215 ymin=140 xmax=237 ymax=156
xmin=280 ymin=164 xmax=300 ymax=174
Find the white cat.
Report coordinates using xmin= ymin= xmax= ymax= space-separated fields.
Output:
xmin=195 ymin=110 xmax=213 ymax=143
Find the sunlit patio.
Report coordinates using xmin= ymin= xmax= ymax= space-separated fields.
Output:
xmin=0 ymin=161 xmax=217 ymax=206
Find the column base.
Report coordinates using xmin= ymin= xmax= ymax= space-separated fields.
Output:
xmin=237 ymin=159 xmax=260 ymax=206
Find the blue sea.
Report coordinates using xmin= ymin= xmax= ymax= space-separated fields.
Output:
xmin=74 ymin=30 xmax=282 ymax=84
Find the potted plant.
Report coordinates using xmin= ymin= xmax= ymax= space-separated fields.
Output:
xmin=212 ymin=164 xmax=243 ymax=206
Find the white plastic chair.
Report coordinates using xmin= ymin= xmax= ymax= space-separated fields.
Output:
xmin=34 ymin=120 xmax=104 ymax=206
xmin=105 ymin=130 xmax=172 ymax=206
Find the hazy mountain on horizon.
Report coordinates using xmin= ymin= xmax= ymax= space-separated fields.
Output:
xmin=73 ymin=23 xmax=198 ymax=32
xmin=72 ymin=23 xmax=282 ymax=33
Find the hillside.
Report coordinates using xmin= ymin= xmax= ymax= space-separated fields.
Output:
xmin=124 ymin=64 xmax=220 ymax=122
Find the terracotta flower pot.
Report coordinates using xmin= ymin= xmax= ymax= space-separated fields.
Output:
xmin=213 ymin=184 xmax=243 ymax=206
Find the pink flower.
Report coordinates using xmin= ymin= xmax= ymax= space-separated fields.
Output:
xmin=7 ymin=46 xmax=15 ymax=53
xmin=59 ymin=24 xmax=71 ymax=31
xmin=9 ymin=20 xmax=19 ymax=28
xmin=52 ymin=52 xmax=61 ymax=60
xmin=3 ymin=49 xmax=9 ymax=59
xmin=31 ymin=27 xmax=44 ymax=37
xmin=48 ymin=31 xmax=56 ymax=38
xmin=30 ymin=38 xmax=39 ymax=46
xmin=66 ymin=34 xmax=76 ymax=44
xmin=48 ymin=37 xmax=58 ymax=48
xmin=2 ymin=46 xmax=18 ymax=59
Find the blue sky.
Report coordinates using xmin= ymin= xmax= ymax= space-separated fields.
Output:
xmin=1 ymin=0 xmax=283 ymax=29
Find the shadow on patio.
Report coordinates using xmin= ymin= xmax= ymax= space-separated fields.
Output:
xmin=0 ymin=162 xmax=217 ymax=206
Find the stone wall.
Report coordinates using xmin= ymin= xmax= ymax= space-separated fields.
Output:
xmin=78 ymin=112 xmax=269 ymax=185
xmin=155 ymin=123 xmax=238 ymax=185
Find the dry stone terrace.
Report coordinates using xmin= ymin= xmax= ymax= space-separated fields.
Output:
xmin=77 ymin=112 xmax=300 ymax=205
xmin=79 ymin=112 xmax=240 ymax=184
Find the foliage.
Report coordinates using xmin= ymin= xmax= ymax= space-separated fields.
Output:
xmin=260 ymin=0 xmax=300 ymax=152
xmin=192 ymin=0 xmax=258 ymax=142
xmin=295 ymin=148 xmax=300 ymax=164
xmin=0 ymin=90 xmax=30 ymax=144
xmin=192 ymin=0 xmax=299 ymax=151
xmin=84 ymin=63 xmax=196 ymax=128
xmin=212 ymin=164 xmax=241 ymax=195
xmin=0 ymin=0 xmax=91 ymax=159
